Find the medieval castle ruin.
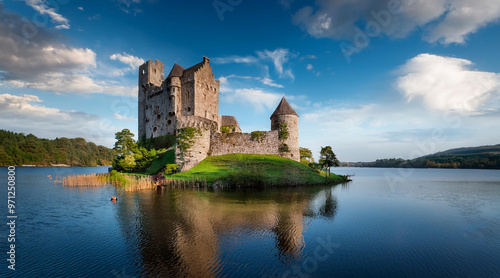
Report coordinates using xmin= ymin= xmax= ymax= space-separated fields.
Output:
xmin=138 ymin=57 xmax=299 ymax=171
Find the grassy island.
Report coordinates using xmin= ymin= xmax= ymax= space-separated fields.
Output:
xmin=104 ymin=129 xmax=348 ymax=190
xmin=170 ymin=153 xmax=347 ymax=187
xmin=58 ymin=152 xmax=348 ymax=190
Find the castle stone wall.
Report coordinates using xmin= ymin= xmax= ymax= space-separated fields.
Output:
xmin=181 ymin=72 xmax=195 ymax=117
xmin=176 ymin=116 xmax=218 ymax=172
xmin=193 ymin=61 xmax=220 ymax=125
xmin=179 ymin=128 xmax=212 ymax=172
xmin=143 ymin=87 xmax=169 ymax=139
xmin=209 ymin=131 xmax=280 ymax=157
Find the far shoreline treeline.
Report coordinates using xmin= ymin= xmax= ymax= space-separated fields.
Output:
xmin=0 ymin=129 xmax=115 ymax=167
xmin=341 ymin=144 xmax=500 ymax=169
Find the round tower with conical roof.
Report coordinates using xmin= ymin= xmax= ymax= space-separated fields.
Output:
xmin=270 ymin=97 xmax=299 ymax=161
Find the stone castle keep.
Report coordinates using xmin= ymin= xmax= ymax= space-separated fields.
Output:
xmin=138 ymin=57 xmax=299 ymax=171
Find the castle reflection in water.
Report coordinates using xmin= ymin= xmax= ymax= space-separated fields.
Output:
xmin=114 ymin=185 xmax=340 ymax=277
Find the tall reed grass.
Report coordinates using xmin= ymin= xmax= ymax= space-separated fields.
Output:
xmin=163 ymin=178 xmax=208 ymax=189
xmin=54 ymin=173 xmax=108 ymax=187
xmin=55 ymin=172 xmax=157 ymax=191
xmin=54 ymin=171 xmax=209 ymax=191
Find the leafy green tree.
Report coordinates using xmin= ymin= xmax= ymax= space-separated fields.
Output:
xmin=112 ymin=129 xmax=161 ymax=173
xmin=117 ymin=154 xmax=137 ymax=172
xmin=114 ymin=129 xmax=137 ymax=156
xmin=308 ymin=162 xmax=322 ymax=171
xmin=300 ymin=147 xmax=314 ymax=166
xmin=319 ymin=146 xmax=339 ymax=177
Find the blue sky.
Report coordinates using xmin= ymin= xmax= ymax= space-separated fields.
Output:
xmin=1 ymin=0 xmax=499 ymax=161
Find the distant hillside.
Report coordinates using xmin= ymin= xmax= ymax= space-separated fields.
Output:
xmin=0 ymin=130 xmax=116 ymax=166
xmin=342 ymin=144 xmax=500 ymax=169
xmin=425 ymin=144 xmax=500 ymax=157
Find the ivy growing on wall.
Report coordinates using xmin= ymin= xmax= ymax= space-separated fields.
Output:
xmin=278 ymin=123 xmax=289 ymax=140
xmin=177 ymin=127 xmax=202 ymax=153
xmin=279 ymin=143 xmax=290 ymax=153
xmin=221 ymin=125 xmax=236 ymax=134
xmin=250 ymin=131 xmax=266 ymax=143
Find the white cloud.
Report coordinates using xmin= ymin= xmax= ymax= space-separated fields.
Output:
xmin=214 ymin=48 xmax=295 ymax=80
xmin=260 ymin=77 xmax=284 ymax=88
xmin=114 ymin=112 xmax=137 ymax=121
xmin=0 ymin=93 xmax=58 ymax=117
xmin=24 ymin=0 xmax=70 ymax=29
xmin=8 ymin=73 xmax=137 ymax=97
xmin=298 ymin=99 xmax=500 ymax=162
xmin=110 ymin=52 xmax=144 ymax=70
xmin=257 ymin=48 xmax=295 ymax=79
xmin=0 ymin=8 xmax=135 ymax=97
xmin=114 ymin=0 xmax=144 ymax=15
xmin=77 ymin=6 xmax=84 ymax=11
xmin=223 ymin=88 xmax=282 ymax=111
xmin=212 ymin=55 xmax=259 ymax=64
xmin=292 ymin=0 xmax=500 ymax=46
xmin=396 ymin=54 xmax=500 ymax=112
xmin=220 ymin=74 xmax=284 ymax=89
xmin=300 ymin=54 xmax=317 ymax=60
xmin=426 ymin=0 xmax=500 ymax=44
xmin=300 ymin=102 xmax=415 ymax=161
xmin=0 ymin=42 xmax=96 ymax=80
xmin=0 ymin=93 xmax=119 ymax=147
xmin=306 ymin=64 xmax=313 ymax=71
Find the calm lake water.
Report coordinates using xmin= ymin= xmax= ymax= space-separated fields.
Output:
xmin=0 ymin=167 xmax=499 ymax=277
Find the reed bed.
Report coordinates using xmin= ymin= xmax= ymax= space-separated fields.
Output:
xmin=55 ymin=171 xmax=210 ymax=192
xmin=163 ymin=178 xmax=208 ymax=189
xmin=55 ymin=172 xmax=156 ymax=191
xmin=55 ymin=173 xmax=108 ymax=187
xmin=119 ymin=175 xmax=155 ymax=191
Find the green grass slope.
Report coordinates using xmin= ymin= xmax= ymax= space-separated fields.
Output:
xmin=172 ymin=153 xmax=346 ymax=187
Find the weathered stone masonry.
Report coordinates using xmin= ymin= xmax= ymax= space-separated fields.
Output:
xmin=138 ymin=57 xmax=299 ymax=171
xmin=209 ymin=131 xmax=281 ymax=157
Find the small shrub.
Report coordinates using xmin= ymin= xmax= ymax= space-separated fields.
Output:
xmin=279 ymin=143 xmax=290 ymax=153
xmin=164 ymin=164 xmax=180 ymax=175
xmin=250 ymin=131 xmax=266 ymax=143
xmin=221 ymin=125 xmax=235 ymax=133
